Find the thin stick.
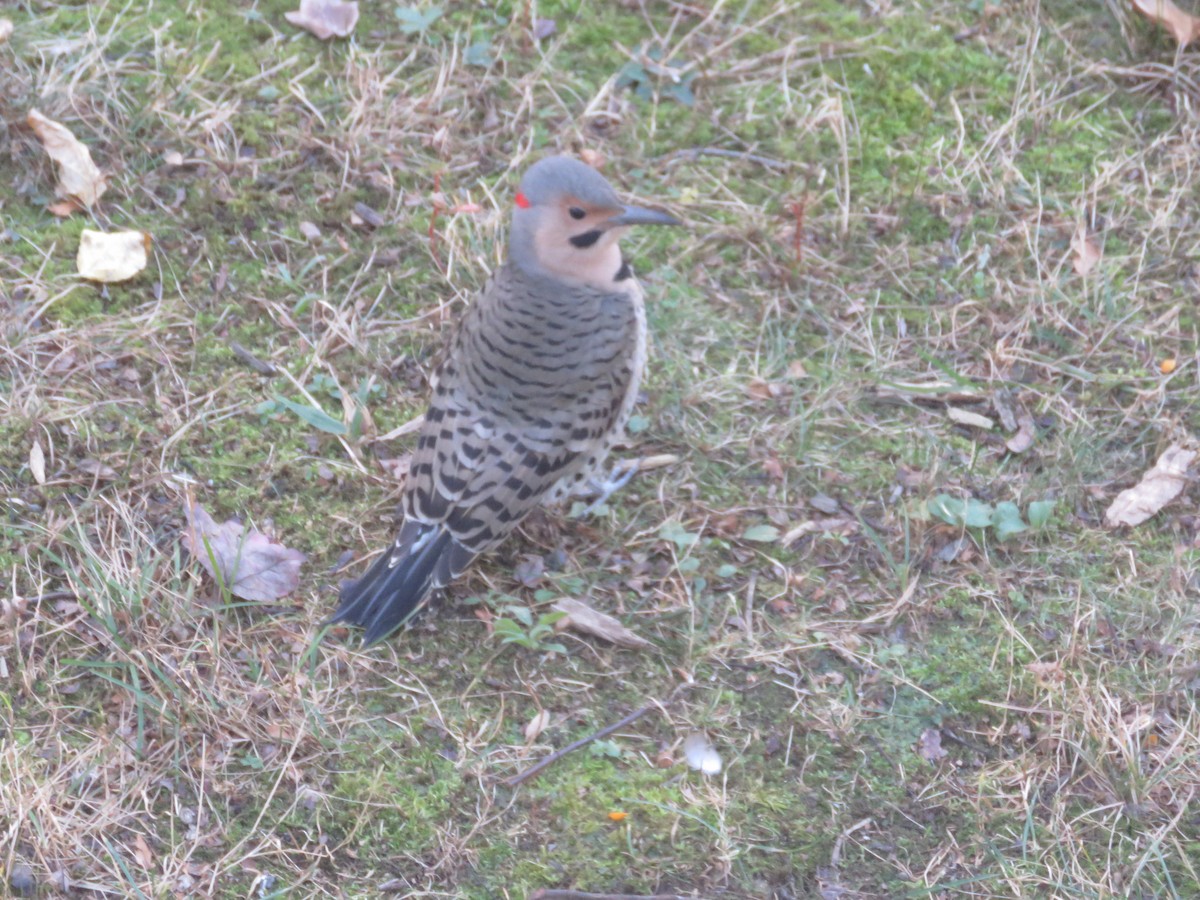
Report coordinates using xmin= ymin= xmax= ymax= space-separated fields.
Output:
xmin=658 ymin=146 xmax=789 ymax=171
xmin=530 ymin=891 xmax=688 ymax=900
xmin=504 ymin=705 xmax=652 ymax=787
xmin=228 ymin=340 xmax=278 ymax=376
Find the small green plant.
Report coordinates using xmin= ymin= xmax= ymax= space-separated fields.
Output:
xmin=928 ymin=495 xmax=1055 ymax=541
xmin=395 ymin=5 xmax=442 ymax=36
xmin=492 ymin=604 xmax=568 ymax=654
xmin=256 ymin=377 xmax=384 ymax=440
xmin=615 ymin=45 xmax=697 ymax=106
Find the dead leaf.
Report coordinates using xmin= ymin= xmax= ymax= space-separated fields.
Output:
xmin=1104 ymin=444 xmax=1197 ymax=527
xmin=0 ymin=19 xmax=13 ymax=43
xmin=132 ymin=834 xmax=154 ymax=870
xmin=1026 ymin=660 xmax=1065 ymax=683
xmin=947 ymin=407 xmax=994 ymax=430
xmin=27 ymin=109 xmax=108 ymax=207
xmin=1130 ymin=0 xmax=1200 ymax=46
xmin=1071 ymin=224 xmax=1101 ymax=275
xmin=77 ymin=459 xmax=117 ymax=481
xmin=182 ymin=501 xmax=306 ymax=601
xmin=992 ymin=391 xmax=1018 ymax=431
xmin=786 ymin=359 xmax=809 ymax=379
xmin=746 ymin=378 xmax=791 ymax=401
xmin=524 ymin=709 xmax=550 ymax=743
xmin=1005 ymin=413 xmax=1036 ymax=454
xmin=1161 ymin=357 xmax=1177 ymax=375
xmin=47 ymin=199 xmax=81 ymax=217
xmin=551 ymin=597 xmax=651 ymax=649
xmin=298 ymin=221 xmax=321 ymax=241
xmin=77 ymin=229 xmax=150 ymax=283
xmin=578 ymin=148 xmax=606 ymax=169
xmin=30 ymin=441 xmax=46 ymax=485
xmin=284 ymin=0 xmax=359 ymax=39
xmin=917 ymin=728 xmax=948 ymax=763
xmin=533 ymin=17 xmax=557 ymax=40
xmin=762 ymin=455 xmax=785 ymax=481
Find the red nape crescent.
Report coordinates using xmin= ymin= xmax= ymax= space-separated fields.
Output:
xmin=514 ymin=191 xmax=531 ymax=209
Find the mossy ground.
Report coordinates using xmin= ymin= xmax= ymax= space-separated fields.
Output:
xmin=3 ymin=0 xmax=1200 ymax=897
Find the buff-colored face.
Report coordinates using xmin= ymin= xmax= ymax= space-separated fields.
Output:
xmin=509 ymin=156 xmax=679 ymax=287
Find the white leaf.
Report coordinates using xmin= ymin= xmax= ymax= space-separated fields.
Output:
xmin=77 ymin=230 xmax=149 ymax=283
xmin=947 ymin=407 xmax=994 ymax=430
xmin=29 ymin=441 xmax=46 ymax=485
xmin=524 ymin=709 xmax=550 ymax=743
xmin=683 ymin=733 xmax=722 ymax=775
xmin=1105 ymin=444 xmax=1197 ymax=527
xmin=285 ymin=0 xmax=359 ymax=39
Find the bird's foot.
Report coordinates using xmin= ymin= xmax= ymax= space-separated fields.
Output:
xmin=577 ymin=460 xmax=640 ymax=516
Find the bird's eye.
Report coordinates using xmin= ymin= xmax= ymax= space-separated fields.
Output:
xmin=568 ymin=206 xmax=587 ymax=220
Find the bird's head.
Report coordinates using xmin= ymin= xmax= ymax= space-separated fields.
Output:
xmin=508 ymin=155 xmax=679 ymax=287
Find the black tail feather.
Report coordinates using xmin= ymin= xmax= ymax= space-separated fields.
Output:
xmin=330 ymin=527 xmax=454 ymax=645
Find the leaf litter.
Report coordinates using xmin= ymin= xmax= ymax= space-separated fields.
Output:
xmin=1104 ymin=444 xmax=1197 ymax=527
xmin=27 ymin=109 xmax=108 ymax=207
xmin=551 ymin=597 xmax=651 ymax=649
xmin=183 ymin=501 xmax=306 ymax=601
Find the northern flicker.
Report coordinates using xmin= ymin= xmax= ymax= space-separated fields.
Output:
xmin=331 ymin=156 xmax=679 ymax=644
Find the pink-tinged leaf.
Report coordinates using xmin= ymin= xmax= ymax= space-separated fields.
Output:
xmin=1071 ymin=224 xmax=1101 ymax=275
xmin=533 ymin=18 xmax=557 ymax=40
xmin=285 ymin=0 xmax=359 ymax=39
xmin=1130 ymin=0 xmax=1200 ymax=46
xmin=183 ymin=501 xmax=306 ymax=601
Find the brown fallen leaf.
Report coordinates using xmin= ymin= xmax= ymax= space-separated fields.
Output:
xmin=1105 ymin=444 xmax=1197 ymax=527
xmin=1130 ymin=0 xmax=1200 ymax=46
xmin=77 ymin=459 xmax=117 ymax=481
xmin=524 ymin=709 xmax=550 ymax=743
xmin=1026 ymin=659 xmax=1065 ymax=683
xmin=284 ymin=0 xmax=359 ymax=39
xmin=77 ymin=229 xmax=150 ymax=283
xmin=183 ymin=501 xmax=306 ymax=601
xmin=27 ymin=109 xmax=108 ymax=207
xmin=1005 ymin=413 xmax=1036 ymax=454
xmin=47 ymin=199 xmax=81 ymax=218
xmin=917 ymin=728 xmax=948 ymax=763
xmin=1071 ymin=224 xmax=1101 ymax=275
xmin=132 ymin=834 xmax=154 ymax=870
xmin=551 ymin=597 xmax=651 ymax=649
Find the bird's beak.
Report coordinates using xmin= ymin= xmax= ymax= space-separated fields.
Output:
xmin=608 ymin=204 xmax=680 ymax=228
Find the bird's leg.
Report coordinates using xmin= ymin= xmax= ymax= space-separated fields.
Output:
xmin=578 ymin=459 xmax=640 ymax=515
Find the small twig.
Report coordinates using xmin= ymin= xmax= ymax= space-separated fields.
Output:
xmin=530 ymin=891 xmax=688 ymax=900
xmin=658 ymin=146 xmax=789 ymax=171
xmin=428 ymin=171 xmax=444 ymax=272
xmin=506 ymin=682 xmax=696 ymax=787
xmin=23 ymin=590 xmax=77 ymax=606
xmin=789 ymin=194 xmax=807 ymax=265
xmin=377 ymin=414 xmax=425 ymax=441
xmin=228 ymin=340 xmax=278 ymax=376
xmin=505 ymin=705 xmax=653 ymax=787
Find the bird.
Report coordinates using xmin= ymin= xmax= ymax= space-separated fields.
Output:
xmin=330 ymin=155 xmax=680 ymax=644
